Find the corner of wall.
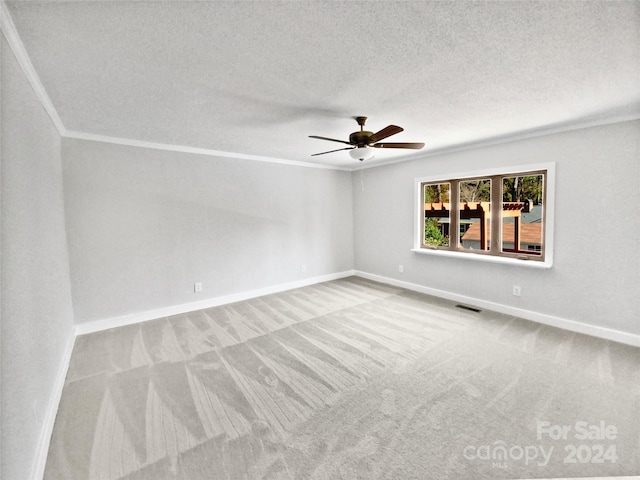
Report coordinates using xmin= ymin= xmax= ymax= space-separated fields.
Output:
xmin=1 ymin=6 xmax=76 ymax=479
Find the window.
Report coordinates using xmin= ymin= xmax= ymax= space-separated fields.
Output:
xmin=423 ymin=182 xmax=450 ymax=247
xmin=414 ymin=163 xmax=554 ymax=267
xmin=459 ymin=178 xmax=491 ymax=251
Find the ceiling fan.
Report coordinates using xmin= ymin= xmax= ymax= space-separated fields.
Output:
xmin=309 ymin=116 xmax=425 ymax=161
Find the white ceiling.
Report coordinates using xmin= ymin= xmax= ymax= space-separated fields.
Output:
xmin=5 ymin=0 xmax=640 ymax=168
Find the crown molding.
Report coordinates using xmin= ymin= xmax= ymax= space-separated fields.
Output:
xmin=353 ymin=113 xmax=640 ymax=171
xmin=64 ymin=130 xmax=352 ymax=171
xmin=0 ymin=1 xmax=66 ymax=136
xmin=59 ymin=115 xmax=640 ymax=173
xmin=0 ymin=1 xmax=348 ymax=171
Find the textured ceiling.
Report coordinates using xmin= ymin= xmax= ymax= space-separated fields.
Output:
xmin=5 ymin=0 xmax=640 ymax=168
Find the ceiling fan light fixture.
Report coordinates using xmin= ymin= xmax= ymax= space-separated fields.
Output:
xmin=349 ymin=146 xmax=374 ymax=161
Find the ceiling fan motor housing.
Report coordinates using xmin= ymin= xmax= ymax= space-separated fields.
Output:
xmin=349 ymin=130 xmax=374 ymax=146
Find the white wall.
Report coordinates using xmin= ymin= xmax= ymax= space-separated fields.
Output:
xmin=353 ymin=120 xmax=640 ymax=338
xmin=62 ymin=138 xmax=354 ymax=324
xmin=0 ymin=36 xmax=75 ymax=480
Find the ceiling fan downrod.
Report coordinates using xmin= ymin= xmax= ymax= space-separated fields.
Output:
xmin=350 ymin=116 xmax=373 ymax=146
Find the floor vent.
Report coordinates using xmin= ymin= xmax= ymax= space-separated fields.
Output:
xmin=455 ymin=304 xmax=481 ymax=313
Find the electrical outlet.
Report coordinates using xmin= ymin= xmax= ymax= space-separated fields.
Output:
xmin=399 ymin=265 xmax=404 ymax=273
xmin=513 ymin=285 xmax=521 ymax=297
xmin=301 ymin=264 xmax=307 ymax=273
xmin=194 ymin=282 xmax=202 ymax=293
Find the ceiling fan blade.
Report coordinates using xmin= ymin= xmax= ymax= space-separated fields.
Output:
xmin=372 ymin=142 xmax=425 ymax=149
xmin=311 ymin=147 xmax=355 ymax=156
xmin=309 ymin=135 xmax=352 ymax=145
xmin=367 ymin=125 xmax=403 ymax=144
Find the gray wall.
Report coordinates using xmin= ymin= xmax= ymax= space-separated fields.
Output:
xmin=62 ymin=139 xmax=354 ymax=324
xmin=353 ymin=120 xmax=640 ymax=337
xmin=1 ymin=37 xmax=75 ymax=480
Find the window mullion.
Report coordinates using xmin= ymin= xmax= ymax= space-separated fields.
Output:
xmin=489 ymin=175 xmax=502 ymax=255
xmin=450 ymin=179 xmax=460 ymax=250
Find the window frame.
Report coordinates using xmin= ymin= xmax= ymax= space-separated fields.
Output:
xmin=413 ymin=163 xmax=555 ymax=268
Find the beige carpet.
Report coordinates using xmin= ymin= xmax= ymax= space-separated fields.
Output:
xmin=45 ymin=277 xmax=640 ymax=479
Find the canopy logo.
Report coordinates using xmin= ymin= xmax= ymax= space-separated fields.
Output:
xmin=462 ymin=420 xmax=618 ymax=469
xmin=462 ymin=441 xmax=553 ymax=469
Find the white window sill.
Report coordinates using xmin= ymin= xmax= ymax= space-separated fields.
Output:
xmin=411 ymin=248 xmax=553 ymax=269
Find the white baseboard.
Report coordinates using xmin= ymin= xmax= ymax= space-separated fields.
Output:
xmin=31 ymin=331 xmax=76 ymax=480
xmin=32 ymin=271 xmax=354 ymax=478
xmin=27 ymin=270 xmax=639 ymax=480
xmin=75 ymin=268 xmax=640 ymax=346
xmin=75 ymin=270 xmax=356 ymax=336
xmin=355 ymin=271 xmax=640 ymax=348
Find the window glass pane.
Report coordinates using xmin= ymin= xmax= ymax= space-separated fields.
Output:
xmin=459 ymin=179 xmax=491 ymax=250
xmin=502 ymin=174 xmax=544 ymax=255
xmin=423 ymin=182 xmax=450 ymax=247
